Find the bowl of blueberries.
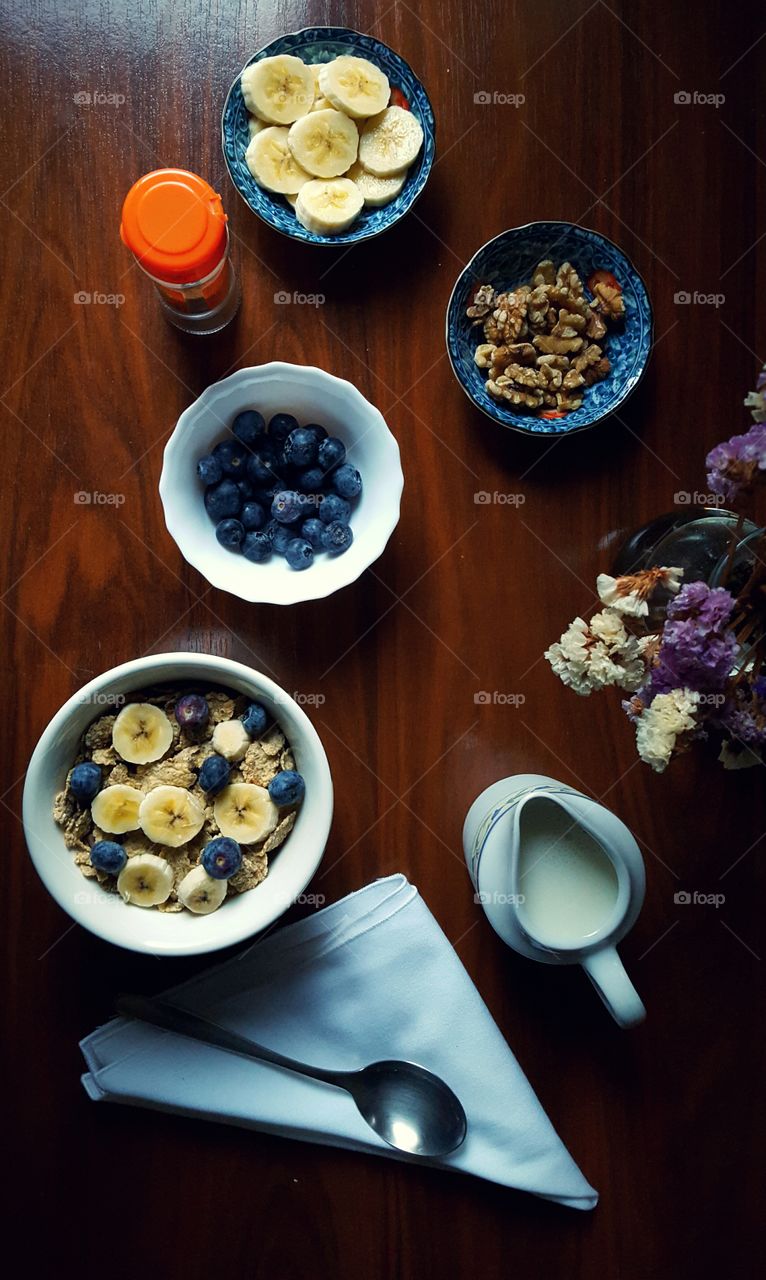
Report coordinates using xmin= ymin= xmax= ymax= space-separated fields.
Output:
xmin=159 ymin=362 xmax=404 ymax=604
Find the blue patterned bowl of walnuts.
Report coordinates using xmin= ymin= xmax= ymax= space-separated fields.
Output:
xmin=221 ymin=26 xmax=435 ymax=246
xmin=446 ymin=222 xmax=653 ymax=436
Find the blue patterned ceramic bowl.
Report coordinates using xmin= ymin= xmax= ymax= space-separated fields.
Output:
xmin=446 ymin=223 xmax=653 ymax=436
xmin=221 ymin=27 xmax=435 ymax=246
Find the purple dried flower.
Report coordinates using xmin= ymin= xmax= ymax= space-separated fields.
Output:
xmin=706 ymin=421 xmax=766 ymax=501
xmin=638 ymin=582 xmax=739 ymax=705
xmin=719 ymin=681 xmax=766 ymax=747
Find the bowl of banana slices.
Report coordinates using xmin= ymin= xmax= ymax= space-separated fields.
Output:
xmin=23 ymin=653 xmax=333 ymax=956
xmin=221 ymin=26 xmax=435 ymax=244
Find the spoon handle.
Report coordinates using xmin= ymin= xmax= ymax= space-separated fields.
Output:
xmin=116 ymin=994 xmax=345 ymax=1088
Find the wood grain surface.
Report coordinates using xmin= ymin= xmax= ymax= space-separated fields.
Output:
xmin=2 ymin=2 xmax=764 ymax=1276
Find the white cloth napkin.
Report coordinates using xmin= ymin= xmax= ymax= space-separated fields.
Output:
xmin=80 ymin=874 xmax=597 ymax=1209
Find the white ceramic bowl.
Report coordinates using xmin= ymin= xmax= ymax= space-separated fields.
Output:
xmin=22 ymin=653 xmax=333 ymax=956
xmin=159 ymin=363 xmax=404 ymax=605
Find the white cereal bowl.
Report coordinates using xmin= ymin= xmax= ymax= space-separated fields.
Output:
xmin=159 ymin=362 xmax=404 ymax=605
xmin=22 ymin=653 xmax=333 ymax=956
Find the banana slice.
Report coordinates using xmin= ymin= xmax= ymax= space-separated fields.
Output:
xmin=117 ymin=853 xmax=175 ymax=907
xmin=285 ymin=192 xmax=298 ymax=207
xmin=91 ymin=784 xmax=143 ymax=834
xmin=138 ymin=785 xmax=205 ymax=848
xmin=214 ymin=783 xmax=278 ymax=844
xmin=295 ymin=178 xmax=364 ymax=235
xmin=310 ymin=96 xmax=333 ymax=112
xmin=248 ymin=114 xmax=267 ymax=139
xmin=346 ymin=158 xmax=407 ymax=207
xmin=241 ymin=55 xmax=315 ymax=124
xmin=246 ymin=126 xmax=312 ymax=195
xmin=177 ymin=866 xmax=227 ymax=915
xmin=211 ymin=719 xmax=251 ymax=762
xmin=287 ymin=109 xmax=358 ymax=178
xmin=318 ymin=55 xmax=390 ymax=119
xmin=358 ymin=106 xmax=424 ymax=177
xmin=112 ymin=703 xmax=173 ymax=765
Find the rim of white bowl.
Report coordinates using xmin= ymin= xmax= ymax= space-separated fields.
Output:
xmin=159 ymin=363 xmax=404 ymax=605
xmin=22 ymin=653 xmax=334 ymax=956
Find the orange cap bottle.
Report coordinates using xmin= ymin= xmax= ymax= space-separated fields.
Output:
xmin=120 ymin=169 xmax=240 ymax=334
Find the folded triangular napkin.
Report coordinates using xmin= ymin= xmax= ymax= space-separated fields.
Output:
xmin=81 ymin=874 xmax=597 ymax=1209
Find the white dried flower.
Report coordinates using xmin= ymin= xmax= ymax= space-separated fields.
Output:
xmin=634 ymin=688 xmax=699 ymax=772
xmin=545 ymin=609 xmax=647 ymax=696
xmin=597 ymin=567 xmax=683 ymax=618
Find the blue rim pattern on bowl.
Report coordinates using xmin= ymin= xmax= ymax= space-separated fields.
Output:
xmin=446 ymin=222 xmax=653 ymax=436
xmin=221 ymin=26 xmax=436 ymax=246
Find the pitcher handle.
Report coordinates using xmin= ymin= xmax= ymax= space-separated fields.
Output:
xmin=581 ymin=946 xmax=646 ymax=1028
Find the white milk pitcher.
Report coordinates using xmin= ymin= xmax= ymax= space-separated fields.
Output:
xmin=463 ymin=774 xmax=646 ymax=1028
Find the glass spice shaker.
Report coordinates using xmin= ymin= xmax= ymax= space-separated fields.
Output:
xmin=120 ymin=168 xmax=240 ymax=335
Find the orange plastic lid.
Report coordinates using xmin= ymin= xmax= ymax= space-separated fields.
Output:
xmin=120 ymin=169 xmax=228 ymax=284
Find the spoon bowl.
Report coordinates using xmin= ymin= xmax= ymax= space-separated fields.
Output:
xmin=349 ymin=1060 xmax=467 ymax=1157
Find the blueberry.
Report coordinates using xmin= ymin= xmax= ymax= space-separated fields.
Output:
xmin=243 ymin=531 xmax=272 ymax=562
xmin=295 ymin=466 xmax=325 ymax=493
xmin=301 ymin=517 xmax=325 ymax=549
xmin=198 ymin=754 xmax=231 ymax=794
xmin=319 ymin=492 xmax=351 ymax=525
xmin=205 ymin=479 xmax=242 ymax=521
xmin=317 ymin=437 xmax=345 ymax=471
xmin=197 ymin=453 xmax=223 ymax=485
xmin=216 ymin=518 xmax=245 ymax=550
xmin=268 ymin=412 xmax=299 ymax=445
xmin=331 ymin=463 xmax=362 ymax=498
xmin=202 ymin=836 xmax=242 ymax=880
xmin=304 ymin=423 xmax=328 ymax=443
xmin=322 ymin=521 xmax=353 ymax=554
xmin=242 ymin=702 xmax=269 ymax=736
xmin=247 ymin=450 xmax=280 ymax=487
xmin=241 ymin=500 xmax=266 ymax=531
xmin=213 ymin=438 xmax=249 ymax=478
xmin=268 ymin=770 xmax=306 ymax=807
xmin=283 ymin=427 xmax=319 ymax=467
xmin=90 ymin=840 xmax=127 ymax=876
xmin=269 ymin=521 xmax=293 ymax=555
xmin=285 ymin=538 xmax=314 ymax=570
xmin=69 ymin=761 xmax=102 ymax=804
xmin=272 ymin=490 xmax=305 ymax=524
xmin=231 ymin=409 xmax=266 ymax=447
xmin=175 ymin=693 xmax=210 ymax=730
xmin=237 ymin=478 xmax=255 ymax=503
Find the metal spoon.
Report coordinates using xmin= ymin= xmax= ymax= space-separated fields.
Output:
xmin=117 ymin=994 xmax=467 ymax=1159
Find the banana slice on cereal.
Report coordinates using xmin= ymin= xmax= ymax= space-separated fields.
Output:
xmin=117 ymin=853 xmax=175 ymax=907
xmin=112 ymin=703 xmax=173 ymax=764
xmin=295 ymin=178 xmax=363 ymax=235
xmin=211 ymin=718 xmax=251 ymax=762
xmin=138 ymin=785 xmax=205 ymax=847
xmin=177 ymin=865 xmax=227 ymax=914
xmin=318 ymin=55 xmax=390 ymax=119
xmin=91 ymin=783 xmax=144 ymax=834
xmin=358 ymin=106 xmax=423 ymax=176
xmin=345 ymin=159 xmax=407 ymax=207
xmin=213 ymin=783 xmax=278 ymax=843
xmin=287 ymin=109 xmax=358 ymax=178
xmin=246 ymin=126 xmax=312 ymax=195
xmin=241 ymin=55 xmax=315 ymax=125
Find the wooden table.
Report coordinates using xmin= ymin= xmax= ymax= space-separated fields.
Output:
xmin=3 ymin=2 xmax=764 ymax=1275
